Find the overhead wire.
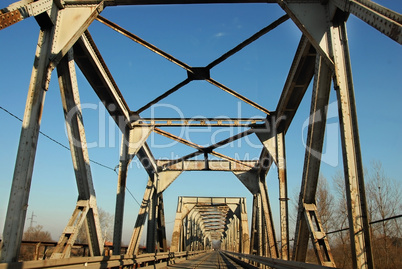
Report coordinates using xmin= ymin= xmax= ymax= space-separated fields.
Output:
xmin=0 ymin=105 xmax=141 ymax=207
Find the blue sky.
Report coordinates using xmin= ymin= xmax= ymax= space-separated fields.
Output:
xmin=0 ymin=1 xmax=401 ymax=245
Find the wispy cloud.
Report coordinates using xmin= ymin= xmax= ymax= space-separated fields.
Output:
xmin=214 ymin=32 xmax=226 ymax=38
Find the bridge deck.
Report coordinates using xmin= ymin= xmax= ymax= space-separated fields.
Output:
xmin=169 ymin=251 xmax=254 ymax=269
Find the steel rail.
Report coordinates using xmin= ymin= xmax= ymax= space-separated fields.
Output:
xmin=223 ymin=251 xmax=335 ymax=269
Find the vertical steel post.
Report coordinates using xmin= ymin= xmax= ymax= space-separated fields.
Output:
xmin=0 ymin=26 xmax=54 ymax=263
xmin=277 ymin=132 xmax=289 ymax=260
xmin=115 ymin=125 xmax=153 ymax=253
xmin=240 ymin=199 xmax=250 ymax=254
xmin=250 ymin=195 xmax=258 ymax=255
xmin=113 ymin=128 xmax=130 ymax=254
xmin=146 ymin=186 xmax=157 ymax=253
xmin=259 ymin=178 xmax=279 ymax=258
xmin=257 ymin=194 xmax=263 ymax=257
xmin=171 ymin=198 xmax=184 ymax=253
xmin=330 ymin=14 xmax=374 ymax=269
xmin=255 ymin=128 xmax=288 ymax=259
xmin=156 ymin=193 xmax=168 ymax=252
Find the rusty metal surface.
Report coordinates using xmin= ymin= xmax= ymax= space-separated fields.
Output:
xmin=133 ymin=118 xmax=266 ymax=127
xmin=0 ymin=9 xmax=23 ymax=30
xmin=157 ymin=160 xmax=258 ymax=172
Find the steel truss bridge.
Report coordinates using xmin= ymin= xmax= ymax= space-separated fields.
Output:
xmin=0 ymin=0 xmax=400 ymax=268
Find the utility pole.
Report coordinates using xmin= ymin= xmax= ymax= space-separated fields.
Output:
xmin=27 ymin=211 xmax=36 ymax=241
xmin=28 ymin=211 xmax=36 ymax=229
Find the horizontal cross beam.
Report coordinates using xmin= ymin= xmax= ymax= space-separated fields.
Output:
xmin=132 ymin=118 xmax=266 ymax=127
xmin=157 ymin=160 xmax=258 ymax=172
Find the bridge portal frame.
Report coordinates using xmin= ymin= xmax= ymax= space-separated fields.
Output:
xmin=170 ymin=197 xmax=250 ymax=254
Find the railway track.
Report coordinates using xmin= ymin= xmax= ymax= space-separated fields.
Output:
xmin=168 ymin=251 xmax=256 ymax=269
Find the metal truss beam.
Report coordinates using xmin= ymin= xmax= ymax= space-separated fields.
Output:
xmin=206 ymin=78 xmax=271 ymax=114
xmin=126 ymin=173 xmax=168 ymax=254
xmin=96 ymin=15 xmax=192 ymax=71
xmin=127 ymin=177 xmax=155 ymax=255
xmin=293 ymin=55 xmax=333 ymax=264
xmin=278 ymin=1 xmax=334 ymax=66
xmin=257 ymin=35 xmax=315 ymax=171
xmin=146 ymin=187 xmax=158 ymax=253
xmin=156 ymin=128 xmax=255 ymax=171
xmin=97 ymin=11 xmax=275 ymax=114
xmin=157 ymin=160 xmax=258 ymax=172
xmin=237 ymin=169 xmax=278 ymax=258
xmin=133 ymin=118 xmax=266 ymax=127
xmin=303 ymin=203 xmax=335 ymax=267
xmin=113 ymin=126 xmax=152 ymax=253
xmin=51 ymin=49 xmax=103 ymax=259
xmin=154 ymin=128 xmax=256 ymax=171
xmin=207 ymin=14 xmax=289 ymax=69
xmin=255 ymin=129 xmax=289 ymax=259
xmin=136 ymin=79 xmax=192 ymax=114
xmin=73 ymin=31 xmax=158 ymax=177
xmin=0 ymin=0 xmax=55 ymax=30
xmin=155 ymin=194 xmax=168 ymax=252
xmin=73 ymin=31 xmax=131 ymax=126
xmin=332 ymin=0 xmax=402 ymax=44
xmin=259 ymin=178 xmax=279 ymax=258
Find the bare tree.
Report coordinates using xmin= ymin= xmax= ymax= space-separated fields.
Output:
xmin=330 ymin=162 xmax=402 ymax=269
xmin=330 ymin=169 xmax=353 ymax=268
xmin=366 ymin=161 xmax=402 ymax=269
xmin=99 ymin=207 xmax=114 ymax=243
xmin=76 ymin=207 xmax=114 ymax=244
xmin=22 ymin=225 xmax=52 ymax=242
xmin=315 ymin=174 xmax=335 ymax=233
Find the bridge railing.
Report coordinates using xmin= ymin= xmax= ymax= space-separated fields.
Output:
xmin=223 ymin=251 xmax=335 ymax=269
xmin=0 ymin=250 xmax=208 ymax=269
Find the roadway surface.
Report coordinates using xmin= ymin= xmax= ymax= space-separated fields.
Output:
xmin=168 ymin=251 xmax=256 ymax=269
